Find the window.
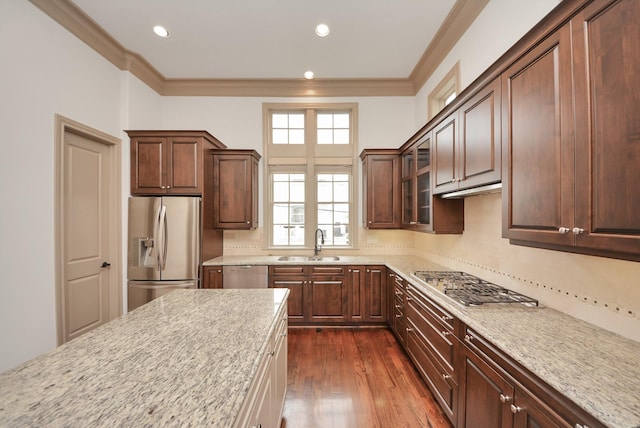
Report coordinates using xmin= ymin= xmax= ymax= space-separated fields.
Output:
xmin=428 ymin=62 xmax=460 ymax=120
xmin=264 ymin=103 xmax=357 ymax=249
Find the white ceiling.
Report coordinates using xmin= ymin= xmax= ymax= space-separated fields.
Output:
xmin=70 ymin=0 xmax=458 ymax=80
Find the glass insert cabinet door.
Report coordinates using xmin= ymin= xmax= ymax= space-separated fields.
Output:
xmin=402 ymin=135 xmax=432 ymax=229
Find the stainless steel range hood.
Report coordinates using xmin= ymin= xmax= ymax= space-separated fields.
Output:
xmin=440 ymin=182 xmax=502 ymax=199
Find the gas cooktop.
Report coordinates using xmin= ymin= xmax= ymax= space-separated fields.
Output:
xmin=412 ymin=271 xmax=538 ymax=307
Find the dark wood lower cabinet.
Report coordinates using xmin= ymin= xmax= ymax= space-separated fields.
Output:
xmin=202 ymin=266 xmax=223 ymax=289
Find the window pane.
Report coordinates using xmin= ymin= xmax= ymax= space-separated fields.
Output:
xmin=272 ymin=112 xmax=304 ymax=145
xmin=334 ymin=129 xmax=350 ymax=145
xmin=290 ymin=225 xmax=305 ymax=245
xmin=317 ymin=182 xmax=332 ymax=202
xmin=333 ymin=113 xmax=349 ymax=128
xmin=271 ymin=174 xmax=305 ymax=246
xmin=289 ymin=113 xmax=305 ymax=129
xmin=273 ymin=204 xmax=289 ymax=223
xmin=290 ymin=204 xmax=305 ymax=224
xmin=317 ymin=129 xmax=333 ymax=145
xmin=273 ymin=225 xmax=289 ymax=245
xmin=334 ymin=203 xmax=349 ymax=224
xmin=273 ymin=182 xmax=289 ymax=202
xmin=290 ymin=181 xmax=305 ymax=202
xmin=318 ymin=204 xmax=333 ymax=224
xmin=316 ymin=112 xmax=350 ymax=145
xmin=272 ymin=129 xmax=289 ymax=145
xmin=289 ymin=129 xmax=305 ymax=145
xmin=334 ymin=181 xmax=349 ymax=202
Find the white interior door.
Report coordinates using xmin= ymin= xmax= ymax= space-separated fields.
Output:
xmin=62 ymin=130 xmax=115 ymax=342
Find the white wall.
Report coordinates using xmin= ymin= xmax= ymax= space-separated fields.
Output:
xmin=0 ymin=1 xmax=129 ymax=372
xmin=415 ymin=0 xmax=561 ymax=126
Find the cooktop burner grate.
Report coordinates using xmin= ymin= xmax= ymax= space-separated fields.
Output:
xmin=412 ymin=271 xmax=538 ymax=307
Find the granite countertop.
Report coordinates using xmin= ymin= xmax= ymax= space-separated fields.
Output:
xmin=205 ymin=254 xmax=640 ymax=428
xmin=0 ymin=288 xmax=289 ymax=427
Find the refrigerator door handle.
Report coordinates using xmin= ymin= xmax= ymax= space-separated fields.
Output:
xmin=160 ymin=205 xmax=168 ymax=271
xmin=154 ymin=205 xmax=164 ymax=271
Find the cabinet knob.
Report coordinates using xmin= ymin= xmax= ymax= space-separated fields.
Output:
xmin=395 ymin=314 xmax=402 ymax=318
xmin=368 ymin=221 xmax=372 ymax=224
xmin=510 ymin=404 xmax=522 ymax=414
xmin=161 ymin=186 xmax=166 ymax=189
xmin=246 ymin=221 xmax=250 ymax=224
xmin=558 ymin=227 xmax=571 ymax=234
xmin=406 ymin=327 xmax=414 ymax=332
xmin=572 ymin=227 xmax=585 ymax=235
xmin=464 ymin=334 xmax=473 ymax=342
xmin=441 ymin=330 xmax=450 ymax=336
xmin=166 ymin=185 xmax=171 ymax=189
xmin=442 ymin=373 xmax=451 ymax=380
xmin=441 ymin=315 xmax=453 ymax=321
xmin=499 ymin=393 xmax=511 ymax=403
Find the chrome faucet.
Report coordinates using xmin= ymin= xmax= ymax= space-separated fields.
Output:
xmin=314 ymin=228 xmax=325 ymax=256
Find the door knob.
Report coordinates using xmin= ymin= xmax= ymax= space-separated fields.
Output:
xmin=101 ymin=262 xmax=111 ymax=268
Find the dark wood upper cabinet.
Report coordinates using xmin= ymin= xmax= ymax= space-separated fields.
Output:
xmin=433 ymin=77 xmax=502 ymax=195
xmin=127 ymin=130 xmax=225 ymax=195
xmin=401 ymin=132 xmax=464 ymax=234
xmin=503 ymin=0 xmax=640 ymax=260
xmin=571 ymin=0 xmax=640 ymax=256
xmin=501 ymin=24 xmax=575 ymax=247
xmin=360 ymin=149 xmax=401 ymax=229
xmin=209 ymin=149 xmax=261 ymax=229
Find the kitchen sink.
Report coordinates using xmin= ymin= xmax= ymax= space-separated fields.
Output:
xmin=277 ymin=256 xmax=340 ymax=262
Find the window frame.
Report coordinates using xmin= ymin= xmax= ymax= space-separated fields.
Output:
xmin=263 ymin=103 xmax=358 ymax=250
xmin=428 ymin=62 xmax=461 ymax=120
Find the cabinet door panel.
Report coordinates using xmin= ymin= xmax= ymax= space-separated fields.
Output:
xmin=434 ymin=114 xmax=458 ymax=193
xmin=460 ymin=78 xmax=501 ymax=189
xmin=365 ymin=266 xmax=386 ymax=321
xmin=309 ymin=279 xmax=348 ymax=323
xmin=365 ymin=155 xmax=401 ymax=228
xmin=168 ymin=137 xmax=200 ymax=193
xmin=460 ymin=348 xmax=514 ymax=428
xmin=131 ymin=137 xmax=165 ymax=194
xmin=502 ymin=25 xmax=574 ymax=245
xmin=348 ymin=267 xmax=364 ymax=322
xmin=572 ymin=0 xmax=640 ymax=254
xmin=271 ymin=279 xmax=305 ymax=322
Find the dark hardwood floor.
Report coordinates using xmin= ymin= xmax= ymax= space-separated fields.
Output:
xmin=281 ymin=328 xmax=452 ymax=428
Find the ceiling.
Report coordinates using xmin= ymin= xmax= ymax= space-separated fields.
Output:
xmin=31 ymin=0 xmax=489 ymax=96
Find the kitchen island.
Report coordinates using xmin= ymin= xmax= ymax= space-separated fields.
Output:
xmin=0 ymin=288 xmax=289 ymax=427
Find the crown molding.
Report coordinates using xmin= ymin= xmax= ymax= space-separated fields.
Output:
xmin=28 ymin=0 xmax=483 ymax=97
xmin=410 ymin=0 xmax=490 ymax=91
xmin=162 ymin=78 xmax=415 ymax=97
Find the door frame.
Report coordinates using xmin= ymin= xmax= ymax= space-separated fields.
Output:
xmin=54 ymin=114 xmax=122 ymax=345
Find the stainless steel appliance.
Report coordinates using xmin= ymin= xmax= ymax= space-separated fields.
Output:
xmin=223 ymin=265 xmax=268 ymax=289
xmin=127 ymin=197 xmax=200 ymax=311
xmin=412 ymin=271 xmax=538 ymax=307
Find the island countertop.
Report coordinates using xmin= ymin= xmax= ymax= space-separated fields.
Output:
xmin=0 ymin=288 xmax=289 ymax=427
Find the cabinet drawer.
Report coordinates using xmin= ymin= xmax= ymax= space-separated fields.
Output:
xmin=406 ymin=284 xmax=455 ymax=331
xmin=270 ymin=265 xmax=306 ymax=275
xmin=406 ymin=294 xmax=456 ymax=372
xmin=310 ymin=265 xmax=346 ymax=276
xmin=407 ymin=319 xmax=457 ymax=421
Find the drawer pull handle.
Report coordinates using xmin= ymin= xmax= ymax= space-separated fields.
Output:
xmin=442 ymin=374 xmax=451 ymax=380
xmin=441 ymin=330 xmax=451 ymax=336
xmin=510 ymin=404 xmax=521 ymax=414
xmin=499 ymin=394 xmax=511 ymax=403
xmin=465 ymin=334 xmax=473 ymax=342
xmin=395 ymin=314 xmax=402 ymax=318
xmin=406 ymin=327 xmax=414 ymax=332
xmin=442 ymin=315 xmax=453 ymax=321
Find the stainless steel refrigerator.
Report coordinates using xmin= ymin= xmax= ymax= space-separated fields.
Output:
xmin=127 ymin=196 xmax=200 ymax=311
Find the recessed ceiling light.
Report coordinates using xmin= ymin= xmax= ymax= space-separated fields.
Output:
xmin=315 ymin=24 xmax=330 ymax=37
xmin=304 ymin=71 xmax=315 ymax=80
xmin=153 ymin=25 xmax=170 ymax=38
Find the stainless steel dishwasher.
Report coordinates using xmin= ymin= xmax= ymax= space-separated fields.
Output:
xmin=222 ymin=265 xmax=268 ymax=289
